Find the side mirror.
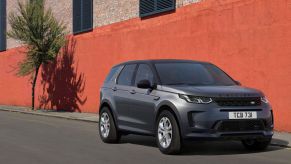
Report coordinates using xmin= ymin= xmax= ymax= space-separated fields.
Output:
xmin=137 ymin=80 xmax=152 ymax=89
xmin=235 ymin=80 xmax=241 ymax=86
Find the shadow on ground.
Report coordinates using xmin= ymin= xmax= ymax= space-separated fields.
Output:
xmin=119 ymin=134 xmax=288 ymax=155
xmin=39 ymin=36 xmax=87 ymax=112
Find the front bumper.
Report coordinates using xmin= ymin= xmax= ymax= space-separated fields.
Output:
xmin=184 ymin=130 xmax=273 ymax=141
xmin=176 ymin=100 xmax=274 ymax=140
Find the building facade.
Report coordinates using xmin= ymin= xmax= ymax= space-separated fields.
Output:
xmin=0 ymin=0 xmax=291 ymax=132
xmin=2 ymin=0 xmax=201 ymax=49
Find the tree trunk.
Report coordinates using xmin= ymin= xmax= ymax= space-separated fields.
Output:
xmin=32 ymin=65 xmax=40 ymax=110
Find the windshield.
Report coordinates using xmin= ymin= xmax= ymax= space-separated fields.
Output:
xmin=155 ymin=62 xmax=236 ymax=86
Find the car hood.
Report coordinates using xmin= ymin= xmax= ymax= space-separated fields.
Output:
xmin=160 ymin=85 xmax=264 ymax=97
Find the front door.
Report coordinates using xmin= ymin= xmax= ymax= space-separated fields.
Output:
xmin=128 ymin=64 xmax=157 ymax=134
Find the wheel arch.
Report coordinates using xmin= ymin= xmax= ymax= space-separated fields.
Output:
xmin=99 ymin=100 xmax=118 ymax=127
xmin=155 ymin=101 xmax=183 ymax=137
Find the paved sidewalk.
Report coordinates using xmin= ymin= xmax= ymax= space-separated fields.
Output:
xmin=272 ymin=132 xmax=291 ymax=148
xmin=0 ymin=105 xmax=290 ymax=148
xmin=0 ymin=105 xmax=98 ymax=122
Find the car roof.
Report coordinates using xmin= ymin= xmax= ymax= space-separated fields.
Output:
xmin=113 ymin=59 xmax=211 ymax=67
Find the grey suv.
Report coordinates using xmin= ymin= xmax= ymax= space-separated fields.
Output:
xmin=99 ymin=60 xmax=273 ymax=154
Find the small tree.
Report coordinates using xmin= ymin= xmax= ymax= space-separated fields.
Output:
xmin=8 ymin=0 xmax=67 ymax=110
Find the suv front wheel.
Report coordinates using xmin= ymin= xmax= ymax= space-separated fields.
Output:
xmin=156 ymin=110 xmax=181 ymax=154
xmin=99 ymin=107 xmax=121 ymax=143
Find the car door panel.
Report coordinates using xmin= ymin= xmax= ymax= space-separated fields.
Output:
xmin=113 ymin=63 xmax=158 ymax=134
xmin=113 ymin=64 xmax=142 ymax=131
xmin=129 ymin=88 xmax=157 ymax=133
xmin=126 ymin=64 xmax=157 ymax=133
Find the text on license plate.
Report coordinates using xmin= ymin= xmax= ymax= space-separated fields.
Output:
xmin=228 ymin=112 xmax=257 ymax=119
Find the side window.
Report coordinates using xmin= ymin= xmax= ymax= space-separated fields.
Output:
xmin=134 ymin=64 xmax=154 ymax=86
xmin=104 ymin=66 xmax=121 ymax=83
xmin=117 ymin=64 xmax=137 ymax=86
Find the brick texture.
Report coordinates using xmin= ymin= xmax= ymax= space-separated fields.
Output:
xmin=6 ymin=0 xmax=25 ymax=49
xmin=6 ymin=0 xmax=72 ymax=49
xmin=94 ymin=0 xmax=139 ymax=27
xmin=6 ymin=0 xmax=201 ymax=49
xmin=93 ymin=0 xmax=202 ymax=27
xmin=45 ymin=0 xmax=72 ymax=34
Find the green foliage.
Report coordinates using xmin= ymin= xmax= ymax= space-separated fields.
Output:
xmin=7 ymin=0 xmax=67 ymax=76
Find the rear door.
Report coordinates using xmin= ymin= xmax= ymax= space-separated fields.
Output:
xmin=114 ymin=64 xmax=139 ymax=131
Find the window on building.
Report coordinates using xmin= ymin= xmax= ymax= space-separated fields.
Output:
xmin=139 ymin=0 xmax=176 ymax=18
xmin=0 ymin=0 xmax=6 ymax=51
xmin=73 ymin=0 xmax=93 ymax=34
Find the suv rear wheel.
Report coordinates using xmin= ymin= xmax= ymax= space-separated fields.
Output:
xmin=156 ymin=110 xmax=181 ymax=154
xmin=241 ymin=138 xmax=272 ymax=151
xmin=99 ymin=107 xmax=121 ymax=143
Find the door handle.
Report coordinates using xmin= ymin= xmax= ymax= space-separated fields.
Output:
xmin=112 ymin=87 xmax=117 ymax=91
xmin=154 ymin=96 xmax=160 ymax=101
xmin=130 ymin=90 xmax=136 ymax=94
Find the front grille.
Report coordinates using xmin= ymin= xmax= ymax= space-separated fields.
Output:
xmin=214 ymin=97 xmax=261 ymax=106
xmin=216 ymin=120 xmax=265 ymax=132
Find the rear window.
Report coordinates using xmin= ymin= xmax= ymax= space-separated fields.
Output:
xmin=104 ymin=66 xmax=121 ymax=83
xmin=117 ymin=64 xmax=137 ymax=86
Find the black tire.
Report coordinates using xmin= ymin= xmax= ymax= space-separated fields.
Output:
xmin=241 ymin=138 xmax=272 ymax=151
xmin=156 ymin=110 xmax=181 ymax=154
xmin=99 ymin=107 xmax=121 ymax=143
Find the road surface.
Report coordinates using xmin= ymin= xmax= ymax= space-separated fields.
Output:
xmin=0 ymin=111 xmax=290 ymax=164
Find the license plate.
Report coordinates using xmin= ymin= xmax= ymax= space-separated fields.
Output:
xmin=228 ymin=112 xmax=257 ymax=119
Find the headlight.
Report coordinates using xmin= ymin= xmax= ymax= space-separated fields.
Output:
xmin=261 ymin=96 xmax=269 ymax=103
xmin=179 ymin=94 xmax=213 ymax=104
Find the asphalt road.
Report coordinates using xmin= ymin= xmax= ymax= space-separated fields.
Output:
xmin=0 ymin=111 xmax=290 ymax=164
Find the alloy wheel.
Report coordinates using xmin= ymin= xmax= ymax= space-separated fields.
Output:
xmin=100 ymin=112 xmax=110 ymax=138
xmin=158 ymin=117 xmax=173 ymax=149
